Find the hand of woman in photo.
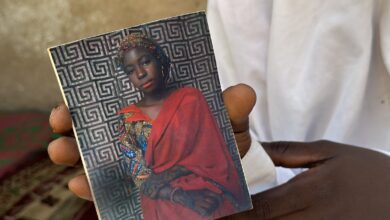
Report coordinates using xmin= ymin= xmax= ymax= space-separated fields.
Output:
xmin=47 ymin=84 xmax=256 ymax=201
xmin=141 ymin=166 xmax=191 ymax=199
xmin=172 ymin=188 xmax=223 ymax=217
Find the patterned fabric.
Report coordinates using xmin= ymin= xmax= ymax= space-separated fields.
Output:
xmin=117 ymin=33 xmax=170 ymax=71
xmin=118 ymin=106 xmax=152 ymax=187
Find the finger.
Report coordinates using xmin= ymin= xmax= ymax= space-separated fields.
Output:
xmin=205 ymin=198 xmax=220 ymax=214
xmin=202 ymin=192 xmax=222 ymax=213
xmin=198 ymin=206 xmax=213 ymax=217
xmin=261 ymin=141 xmax=335 ymax=168
xmin=234 ymin=130 xmax=252 ymax=158
xmin=201 ymin=195 xmax=220 ymax=209
xmin=193 ymin=205 xmax=208 ymax=217
xmin=271 ymin=209 xmax=308 ymax=220
xmin=251 ymin=174 xmax=315 ymax=219
xmin=49 ymin=103 xmax=73 ymax=134
xmin=197 ymin=198 xmax=214 ymax=210
xmin=223 ymin=84 xmax=256 ymax=157
xmin=48 ymin=136 xmax=80 ymax=166
xmin=68 ymin=174 xmax=93 ymax=201
xmin=203 ymin=190 xmax=223 ymax=204
xmin=220 ymin=208 xmax=259 ymax=220
xmin=223 ymin=84 xmax=256 ymax=132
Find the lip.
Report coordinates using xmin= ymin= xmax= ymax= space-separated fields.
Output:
xmin=142 ymin=80 xmax=153 ymax=89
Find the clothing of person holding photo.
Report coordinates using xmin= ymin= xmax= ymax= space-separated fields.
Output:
xmin=114 ymin=33 xmax=245 ymax=219
xmin=207 ymin=0 xmax=390 ymax=219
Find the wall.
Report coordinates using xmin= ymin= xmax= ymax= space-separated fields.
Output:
xmin=0 ymin=0 xmax=207 ymax=111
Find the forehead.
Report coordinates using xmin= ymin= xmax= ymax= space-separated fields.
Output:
xmin=123 ymin=47 xmax=153 ymax=64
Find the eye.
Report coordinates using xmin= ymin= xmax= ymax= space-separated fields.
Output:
xmin=140 ymin=56 xmax=152 ymax=66
xmin=124 ymin=66 xmax=134 ymax=75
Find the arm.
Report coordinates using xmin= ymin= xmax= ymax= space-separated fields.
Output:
xmin=140 ymin=165 xmax=191 ymax=199
xmin=141 ymin=165 xmax=223 ymax=217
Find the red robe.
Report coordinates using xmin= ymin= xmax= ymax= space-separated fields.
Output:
xmin=119 ymin=87 xmax=245 ymax=220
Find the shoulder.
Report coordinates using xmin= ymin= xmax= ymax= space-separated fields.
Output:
xmin=117 ymin=104 xmax=149 ymax=122
xmin=173 ymin=87 xmax=209 ymax=108
xmin=175 ymin=87 xmax=204 ymax=98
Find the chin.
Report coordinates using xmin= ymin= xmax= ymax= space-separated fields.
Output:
xmin=142 ymin=87 xmax=157 ymax=94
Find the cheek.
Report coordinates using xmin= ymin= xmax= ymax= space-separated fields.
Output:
xmin=128 ymin=75 xmax=140 ymax=86
xmin=151 ymin=64 xmax=163 ymax=78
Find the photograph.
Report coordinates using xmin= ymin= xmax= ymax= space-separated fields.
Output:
xmin=48 ymin=12 xmax=251 ymax=220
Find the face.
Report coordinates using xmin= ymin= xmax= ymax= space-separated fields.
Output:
xmin=122 ymin=47 xmax=164 ymax=94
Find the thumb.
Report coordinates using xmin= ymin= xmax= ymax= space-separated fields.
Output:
xmin=261 ymin=141 xmax=335 ymax=168
xmin=223 ymin=84 xmax=256 ymax=157
xmin=223 ymin=83 xmax=256 ymax=132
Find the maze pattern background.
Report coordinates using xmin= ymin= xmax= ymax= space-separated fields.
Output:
xmin=49 ymin=12 xmax=251 ymax=220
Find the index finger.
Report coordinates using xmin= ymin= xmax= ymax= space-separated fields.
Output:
xmin=49 ymin=103 xmax=73 ymax=135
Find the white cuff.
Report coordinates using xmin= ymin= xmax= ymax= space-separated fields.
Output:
xmin=241 ymin=140 xmax=277 ymax=195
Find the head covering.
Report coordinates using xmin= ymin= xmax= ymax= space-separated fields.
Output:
xmin=117 ymin=33 xmax=171 ymax=76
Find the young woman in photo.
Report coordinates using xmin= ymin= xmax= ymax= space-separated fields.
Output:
xmin=117 ymin=33 xmax=245 ymax=220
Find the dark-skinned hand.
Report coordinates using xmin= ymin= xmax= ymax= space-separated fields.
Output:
xmin=222 ymin=141 xmax=390 ymax=220
xmin=140 ymin=166 xmax=191 ymax=199
xmin=172 ymin=188 xmax=223 ymax=217
xmin=49 ymin=83 xmax=390 ymax=220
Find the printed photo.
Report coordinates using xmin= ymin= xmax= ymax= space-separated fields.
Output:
xmin=48 ymin=12 xmax=251 ymax=220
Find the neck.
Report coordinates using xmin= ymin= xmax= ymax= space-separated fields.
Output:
xmin=141 ymin=87 xmax=170 ymax=106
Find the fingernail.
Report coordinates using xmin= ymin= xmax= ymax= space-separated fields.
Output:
xmin=50 ymin=104 xmax=62 ymax=133
xmin=50 ymin=104 xmax=61 ymax=118
xmin=79 ymin=194 xmax=93 ymax=201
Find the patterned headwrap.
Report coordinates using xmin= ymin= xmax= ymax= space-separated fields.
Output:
xmin=117 ymin=33 xmax=171 ymax=76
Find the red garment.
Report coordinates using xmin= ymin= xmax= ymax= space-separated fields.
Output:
xmin=121 ymin=87 xmax=246 ymax=220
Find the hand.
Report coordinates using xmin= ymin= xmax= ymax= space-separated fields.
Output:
xmin=139 ymin=175 xmax=167 ymax=199
xmin=47 ymin=84 xmax=256 ymax=201
xmin=223 ymin=140 xmax=390 ymax=219
xmin=48 ymin=103 xmax=93 ymax=200
xmin=172 ymin=188 xmax=223 ymax=217
xmin=141 ymin=166 xmax=191 ymax=199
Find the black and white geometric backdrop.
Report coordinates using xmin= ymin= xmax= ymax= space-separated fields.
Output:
xmin=49 ymin=12 xmax=250 ymax=220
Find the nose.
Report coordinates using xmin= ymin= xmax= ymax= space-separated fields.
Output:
xmin=135 ymin=66 xmax=147 ymax=79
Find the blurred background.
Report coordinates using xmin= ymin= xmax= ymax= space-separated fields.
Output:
xmin=1 ymin=0 xmax=207 ymax=111
xmin=0 ymin=1 xmax=207 ymax=219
